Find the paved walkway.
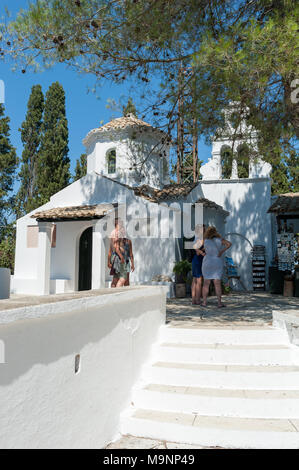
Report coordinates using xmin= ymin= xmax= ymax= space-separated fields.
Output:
xmin=106 ymin=436 xmax=214 ymax=449
xmin=166 ymin=292 xmax=299 ymax=328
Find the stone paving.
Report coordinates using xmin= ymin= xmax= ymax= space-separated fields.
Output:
xmin=105 ymin=435 xmax=215 ymax=449
xmin=166 ymin=292 xmax=299 ymax=328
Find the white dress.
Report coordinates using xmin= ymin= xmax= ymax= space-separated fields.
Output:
xmin=202 ymin=237 xmax=223 ymax=280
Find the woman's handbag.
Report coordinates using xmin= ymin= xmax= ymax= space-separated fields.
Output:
xmin=110 ymin=253 xmax=121 ymax=275
xmin=110 ymin=263 xmax=116 ymax=276
xmin=110 ymin=253 xmax=116 ymax=276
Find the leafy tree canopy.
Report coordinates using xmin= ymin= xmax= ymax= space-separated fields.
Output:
xmin=1 ymin=0 xmax=298 ymax=176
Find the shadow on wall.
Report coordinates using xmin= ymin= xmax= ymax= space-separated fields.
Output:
xmin=222 ymin=182 xmax=271 ymax=289
xmin=0 ymin=292 xmax=162 ymax=386
xmin=49 ymin=172 xmax=129 ymax=209
xmin=71 ymin=173 xmax=178 ymax=283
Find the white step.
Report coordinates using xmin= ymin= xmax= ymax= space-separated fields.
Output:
xmin=154 ymin=343 xmax=299 ymax=366
xmin=143 ymin=362 xmax=299 ymax=390
xmin=120 ymin=325 xmax=299 ymax=449
xmin=132 ymin=384 xmax=299 ymax=419
xmin=121 ymin=408 xmax=299 ymax=449
xmin=160 ymin=326 xmax=289 ymax=345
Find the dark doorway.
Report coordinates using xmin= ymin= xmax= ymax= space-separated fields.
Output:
xmin=78 ymin=227 xmax=93 ymax=291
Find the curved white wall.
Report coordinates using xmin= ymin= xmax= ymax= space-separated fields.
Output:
xmin=86 ymin=131 xmax=170 ymax=188
xmin=0 ymin=286 xmax=166 ymax=448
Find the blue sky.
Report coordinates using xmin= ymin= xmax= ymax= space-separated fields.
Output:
xmin=1 ymin=0 xmax=211 ymax=186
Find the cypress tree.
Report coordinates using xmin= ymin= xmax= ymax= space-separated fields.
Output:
xmin=0 ymin=104 xmax=17 ymax=230
xmin=16 ymin=84 xmax=44 ymax=216
xmin=0 ymin=104 xmax=17 ymax=271
xmin=74 ymin=153 xmax=87 ymax=181
xmin=37 ymin=82 xmax=70 ymax=204
xmin=123 ymin=97 xmax=138 ymax=117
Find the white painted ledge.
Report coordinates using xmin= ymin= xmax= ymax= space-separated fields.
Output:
xmin=0 ymin=286 xmax=166 ymax=449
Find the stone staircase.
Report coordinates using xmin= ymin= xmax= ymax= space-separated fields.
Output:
xmin=120 ymin=325 xmax=299 ymax=449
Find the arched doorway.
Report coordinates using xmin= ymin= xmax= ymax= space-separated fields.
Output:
xmin=78 ymin=227 xmax=93 ymax=291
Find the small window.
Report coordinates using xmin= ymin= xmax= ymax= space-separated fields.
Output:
xmin=107 ymin=149 xmax=116 ymax=174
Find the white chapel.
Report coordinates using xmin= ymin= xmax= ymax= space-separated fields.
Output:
xmin=12 ymin=112 xmax=272 ymax=295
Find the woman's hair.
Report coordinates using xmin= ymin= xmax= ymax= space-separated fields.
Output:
xmin=204 ymin=226 xmax=221 ymax=239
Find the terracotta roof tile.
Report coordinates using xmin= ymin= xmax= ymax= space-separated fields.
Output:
xmin=195 ymin=198 xmax=229 ymax=214
xmin=268 ymin=192 xmax=299 ymax=214
xmin=83 ymin=113 xmax=169 ymax=146
xmin=101 ymin=175 xmax=228 ymax=212
xmin=133 ymin=182 xmax=197 ymax=202
xmin=31 ymin=203 xmax=117 ymax=221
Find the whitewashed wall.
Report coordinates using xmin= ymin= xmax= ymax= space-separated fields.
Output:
xmin=13 ymin=173 xmax=177 ymax=294
xmin=188 ymin=178 xmax=272 ymax=289
xmin=0 ymin=287 xmax=166 ymax=449
xmin=85 ymin=129 xmax=170 ymax=188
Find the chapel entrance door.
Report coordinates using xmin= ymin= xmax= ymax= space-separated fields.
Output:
xmin=78 ymin=227 xmax=93 ymax=290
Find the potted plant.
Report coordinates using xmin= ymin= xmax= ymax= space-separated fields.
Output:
xmin=173 ymin=260 xmax=192 ymax=298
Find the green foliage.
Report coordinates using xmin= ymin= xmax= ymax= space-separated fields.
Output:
xmin=1 ymin=0 xmax=298 ymax=185
xmin=74 ymin=153 xmax=87 ymax=181
xmin=287 ymin=151 xmax=299 ymax=192
xmin=16 ymin=84 xmax=44 ymax=216
xmin=37 ymin=82 xmax=70 ymax=204
xmin=123 ymin=97 xmax=137 ymax=117
xmin=0 ymin=104 xmax=17 ymax=226
xmin=237 ymin=144 xmax=250 ymax=179
xmin=221 ymin=281 xmax=231 ymax=295
xmin=271 ymin=152 xmax=299 ymax=195
xmin=173 ymin=259 xmax=192 ymax=283
xmin=0 ymin=223 xmax=16 ymax=272
xmin=220 ymin=146 xmax=233 ymax=180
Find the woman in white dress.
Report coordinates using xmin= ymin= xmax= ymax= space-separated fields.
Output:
xmin=201 ymin=226 xmax=232 ymax=308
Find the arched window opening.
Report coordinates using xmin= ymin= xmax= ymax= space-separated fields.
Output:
xmin=220 ymin=145 xmax=233 ymax=179
xmin=237 ymin=144 xmax=249 ymax=178
xmin=107 ymin=149 xmax=116 ymax=174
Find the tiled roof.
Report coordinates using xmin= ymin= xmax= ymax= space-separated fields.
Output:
xmin=31 ymin=203 xmax=118 ymax=221
xmin=195 ymin=198 xmax=230 ymax=215
xmin=133 ymin=182 xmax=198 ymax=202
xmin=268 ymin=192 xmax=299 ymax=214
xmin=102 ymin=175 xmax=228 ymax=212
xmin=31 ymin=180 xmax=228 ymax=221
xmin=83 ymin=113 xmax=168 ymax=146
